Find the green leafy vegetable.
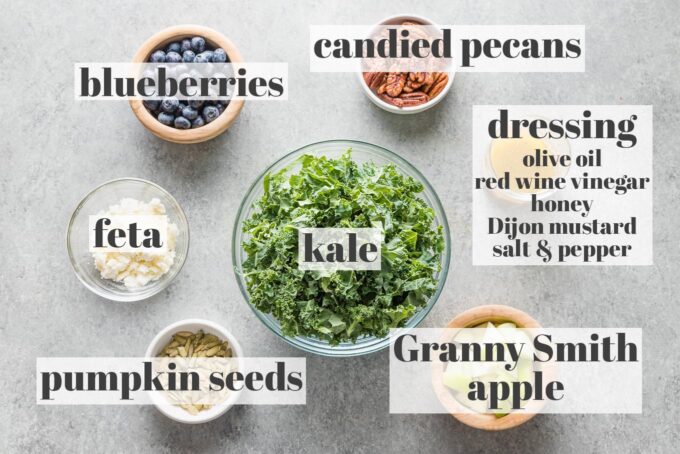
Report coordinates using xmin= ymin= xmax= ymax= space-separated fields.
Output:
xmin=242 ymin=150 xmax=444 ymax=345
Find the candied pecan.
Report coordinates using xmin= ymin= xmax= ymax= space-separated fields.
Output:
xmin=406 ymin=76 xmax=426 ymax=91
xmin=409 ymin=72 xmax=427 ymax=83
xmin=378 ymin=93 xmax=404 ymax=107
xmin=382 ymin=72 xmax=407 ymax=97
xmin=399 ymin=92 xmax=428 ymax=99
xmin=398 ymin=92 xmax=429 ymax=106
xmin=426 ymin=73 xmax=449 ymax=98
xmin=366 ymin=72 xmax=386 ymax=91
xmin=419 ymin=73 xmax=435 ymax=92
xmin=363 ymin=72 xmax=378 ymax=87
xmin=402 ymin=98 xmax=427 ymax=107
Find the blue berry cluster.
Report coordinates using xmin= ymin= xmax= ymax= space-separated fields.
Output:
xmin=145 ymin=36 xmax=230 ymax=129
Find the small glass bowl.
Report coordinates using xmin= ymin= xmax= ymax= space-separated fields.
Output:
xmin=483 ymin=117 xmax=572 ymax=204
xmin=232 ymin=140 xmax=451 ymax=357
xmin=67 ymin=178 xmax=189 ymax=301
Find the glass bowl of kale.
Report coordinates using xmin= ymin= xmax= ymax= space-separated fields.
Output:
xmin=233 ymin=140 xmax=451 ymax=356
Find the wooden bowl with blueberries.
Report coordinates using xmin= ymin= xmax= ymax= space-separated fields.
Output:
xmin=130 ymin=25 xmax=245 ymax=144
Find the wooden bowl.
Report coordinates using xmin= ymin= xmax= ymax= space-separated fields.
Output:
xmin=129 ymin=25 xmax=245 ymax=144
xmin=432 ymin=305 xmax=545 ymax=431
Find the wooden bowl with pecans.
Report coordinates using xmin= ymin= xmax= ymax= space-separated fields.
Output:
xmin=358 ymin=15 xmax=454 ymax=114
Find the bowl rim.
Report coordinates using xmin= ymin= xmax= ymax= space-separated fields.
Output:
xmin=129 ymin=24 xmax=245 ymax=144
xmin=144 ymin=318 xmax=244 ymax=424
xmin=66 ymin=177 xmax=190 ymax=302
xmin=357 ymin=14 xmax=454 ymax=115
xmin=231 ymin=139 xmax=452 ymax=357
xmin=432 ymin=304 xmax=543 ymax=431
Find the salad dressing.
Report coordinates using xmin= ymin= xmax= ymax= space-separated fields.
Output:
xmin=489 ymin=136 xmax=554 ymax=194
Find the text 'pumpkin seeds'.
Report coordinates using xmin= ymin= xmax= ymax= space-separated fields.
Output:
xmin=241 ymin=150 xmax=444 ymax=345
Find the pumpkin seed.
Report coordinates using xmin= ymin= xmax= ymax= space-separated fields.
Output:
xmin=203 ymin=346 xmax=220 ymax=357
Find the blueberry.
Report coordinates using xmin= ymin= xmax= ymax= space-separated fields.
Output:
xmin=181 ymin=39 xmax=192 ymax=53
xmin=143 ymin=99 xmax=160 ymax=111
xmin=174 ymin=116 xmax=191 ymax=129
xmin=200 ymin=51 xmax=214 ymax=62
xmin=175 ymin=102 xmax=187 ymax=115
xmin=158 ymin=112 xmax=174 ymax=126
xmin=165 ymin=51 xmax=182 ymax=63
xmin=166 ymin=42 xmax=181 ymax=54
xmin=188 ymin=99 xmax=203 ymax=109
xmin=150 ymin=50 xmax=166 ymax=63
xmin=193 ymin=53 xmax=210 ymax=64
xmin=181 ymin=106 xmax=199 ymax=120
xmin=191 ymin=116 xmax=205 ymax=128
xmin=182 ymin=50 xmax=195 ymax=63
xmin=191 ymin=36 xmax=206 ymax=53
xmin=202 ymin=105 xmax=220 ymax=123
xmin=216 ymin=100 xmax=230 ymax=112
xmin=212 ymin=48 xmax=227 ymax=63
xmin=160 ymin=96 xmax=179 ymax=113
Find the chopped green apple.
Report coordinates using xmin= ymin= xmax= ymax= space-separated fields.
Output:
xmin=481 ymin=322 xmax=506 ymax=349
xmin=453 ymin=328 xmax=479 ymax=344
xmin=443 ymin=362 xmax=474 ymax=393
xmin=497 ymin=321 xmax=534 ymax=359
xmin=443 ymin=320 xmax=537 ymax=418
xmin=516 ymin=357 xmax=534 ymax=382
xmin=455 ymin=392 xmax=491 ymax=414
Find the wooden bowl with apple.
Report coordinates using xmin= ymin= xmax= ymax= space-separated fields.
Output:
xmin=431 ymin=305 xmax=550 ymax=431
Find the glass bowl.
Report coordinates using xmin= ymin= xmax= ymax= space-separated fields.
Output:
xmin=232 ymin=140 xmax=451 ymax=356
xmin=67 ymin=178 xmax=189 ymax=301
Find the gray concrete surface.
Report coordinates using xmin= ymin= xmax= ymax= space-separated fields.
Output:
xmin=1 ymin=0 xmax=678 ymax=452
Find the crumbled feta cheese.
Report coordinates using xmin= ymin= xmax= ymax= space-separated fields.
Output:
xmin=92 ymin=198 xmax=179 ymax=288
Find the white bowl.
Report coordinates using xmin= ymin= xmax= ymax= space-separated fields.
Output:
xmin=357 ymin=14 xmax=454 ymax=115
xmin=145 ymin=319 xmax=244 ymax=424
